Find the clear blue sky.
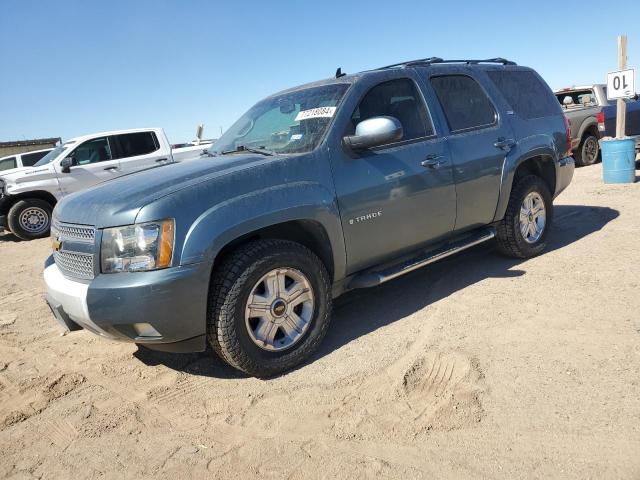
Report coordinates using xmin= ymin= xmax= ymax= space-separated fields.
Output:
xmin=1 ymin=0 xmax=637 ymax=143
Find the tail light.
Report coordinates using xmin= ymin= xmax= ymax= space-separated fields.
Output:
xmin=563 ymin=115 xmax=572 ymax=156
xmin=597 ymin=110 xmax=605 ymax=125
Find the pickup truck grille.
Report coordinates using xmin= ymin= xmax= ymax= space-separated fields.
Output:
xmin=53 ymin=250 xmax=95 ymax=280
xmin=51 ymin=221 xmax=96 ymax=280
xmin=51 ymin=221 xmax=95 ymax=243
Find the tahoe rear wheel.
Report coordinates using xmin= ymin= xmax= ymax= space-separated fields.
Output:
xmin=208 ymin=239 xmax=332 ymax=377
xmin=575 ymin=134 xmax=599 ymax=166
xmin=496 ymin=175 xmax=553 ymax=258
xmin=7 ymin=199 xmax=53 ymax=241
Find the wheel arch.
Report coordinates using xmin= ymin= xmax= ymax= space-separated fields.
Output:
xmin=213 ymin=219 xmax=336 ymax=281
xmin=0 ymin=190 xmax=57 ymax=217
xmin=494 ymin=152 xmax=556 ymax=222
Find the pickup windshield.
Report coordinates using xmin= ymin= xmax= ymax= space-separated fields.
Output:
xmin=209 ymin=83 xmax=350 ymax=155
xmin=33 ymin=144 xmax=68 ymax=167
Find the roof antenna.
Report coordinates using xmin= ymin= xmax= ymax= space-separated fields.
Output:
xmin=335 ymin=67 xmax=346 ymax=78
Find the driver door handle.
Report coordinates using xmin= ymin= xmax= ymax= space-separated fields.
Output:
xmin=155 ymin=158 xmax=168 ymax=163
xmin=421 ymin=154 xmax=445 ymax=169
xmin=104 ymin=165 xmax=119 ymax=171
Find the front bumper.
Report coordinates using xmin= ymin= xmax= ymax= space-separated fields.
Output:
xmin=43 ymin=256 xmax=209 ymax=352
xmin=554 ymin=156 xmax=575 ymax=198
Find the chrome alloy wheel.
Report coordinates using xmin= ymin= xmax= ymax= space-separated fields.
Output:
xmin=19 ymin=207 xmax=50 ymax=234
xmin=519 ymin=192 xmax=546 ymax=244
xmin=245 ymin=268 xmax=315 ymax=352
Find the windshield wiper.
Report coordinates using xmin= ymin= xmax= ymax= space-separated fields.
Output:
xmin=220 ymin=145 xmax=275 ymax=156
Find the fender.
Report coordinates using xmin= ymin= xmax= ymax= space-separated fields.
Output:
xmin=493 ymin=136 xmax=557 ymax=222
xmin=576 ymin=116 xmax=599 ymax=141
xmin=180 ymin=181 xmax=347 ymax=281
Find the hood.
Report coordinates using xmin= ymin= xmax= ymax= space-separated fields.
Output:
xmin=54 ymin=154 xmax=269 ymax=228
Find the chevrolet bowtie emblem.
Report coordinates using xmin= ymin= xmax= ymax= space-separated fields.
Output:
xmin=52 ymin=238 xmax=62 ymax=252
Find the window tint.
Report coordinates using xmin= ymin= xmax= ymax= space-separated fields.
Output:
xmin=21 ymin=150 xmax=50 ymax=167
xmin=486 ymin=70 xmax=560 ymax=119
xmin=350 ymin=78 xmax=433 ymax=143
xmin=430 ymin=75 xmax=496 ymax=132
xmin=113 ymin=132 xmax=159 ymax=158
xmin=0 ymin=157 xmax=17 ymax=171
xmin=72 ymin=137 xmax=112 ymax=165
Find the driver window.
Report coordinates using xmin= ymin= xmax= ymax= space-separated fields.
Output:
xmin=71 ymin=137 xmax=113 ymax=165
xmin=350 ymin=79 xmax=434 ymax=144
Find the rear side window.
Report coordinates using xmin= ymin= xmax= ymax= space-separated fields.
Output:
xmin=0 ymin=157 xmax=17 ymax=171
xmin=21 ymin=150 xmax=50 ymax=167
xmin=113 ymin=132 xmax=159 ymax=159
xmin=489 ymin=70 xmax=561 ymax=119
xmin=430 ymin=75 xmax=496 ymax=132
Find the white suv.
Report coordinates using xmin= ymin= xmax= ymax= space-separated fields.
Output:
xmin=0 ymin=128 xmax=181 ymax=240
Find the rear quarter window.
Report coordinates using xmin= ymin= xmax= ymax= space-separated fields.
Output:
xmin=488 ymin=70 xmax=560 ymax=119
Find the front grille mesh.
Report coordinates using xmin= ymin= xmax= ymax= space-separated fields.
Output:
xmin=54 ymin=250 xmax=95 ymax=280
xmin=51 ymin=221 xmax=95 ymax=242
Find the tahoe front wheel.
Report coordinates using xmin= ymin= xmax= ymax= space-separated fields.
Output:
xmin=208 ymin=239 xmax=332 ymax=377
xmin=7 ymin=199 xmax=53 ymax=241
xmin=496 ymin=175 xmax=553 ymax=258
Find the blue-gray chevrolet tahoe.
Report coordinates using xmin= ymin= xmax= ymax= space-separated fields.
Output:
xmin=44 ymin=57 xmax=574 ymax=377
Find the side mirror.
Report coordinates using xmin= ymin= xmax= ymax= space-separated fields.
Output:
xmin=343 ymin=116 xmax=403 ymax=150
xmin=60 ymin=157 xmax=73 ymax=173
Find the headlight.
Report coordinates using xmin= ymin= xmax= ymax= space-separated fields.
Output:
xmin=101 ymin=219 xmax=175 ymax=273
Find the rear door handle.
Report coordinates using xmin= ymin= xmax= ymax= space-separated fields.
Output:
xmin=155 ymin=158 xmax=169 ymax=163
xmin=494 ymin=138 xmax=516 ymax=151
xmin=104 ymin=166 xmax=119 ymax=171
xmin=421 ymin=154 xmax=445 ymax=169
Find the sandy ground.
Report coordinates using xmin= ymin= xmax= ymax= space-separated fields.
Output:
xmin=0 ymin=165 xmax=639 ymax=479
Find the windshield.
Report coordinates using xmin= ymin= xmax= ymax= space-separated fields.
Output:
xmin=33 ymin=144 xmax=68 ymax=167
xmin=209 ymin=83 xmax=350 ymax=155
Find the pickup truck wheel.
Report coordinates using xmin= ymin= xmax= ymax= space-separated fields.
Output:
xmin=574 ymin=134 xmax=599 ymax=166
xmin=208 ymin=239 xmax=332 ymax=377
xmin=496 ymin=175 xmax=553 ymax=258
xmin=7 ymin=199 xmax=53 ymax=241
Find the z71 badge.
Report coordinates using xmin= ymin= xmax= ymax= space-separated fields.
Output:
xmin=349 ymin=211 xmax=382 ymax=225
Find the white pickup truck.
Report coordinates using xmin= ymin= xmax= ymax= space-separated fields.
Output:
xmin=0 ymin=127 xmax=207 ymax=240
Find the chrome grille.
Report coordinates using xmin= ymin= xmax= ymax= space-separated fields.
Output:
xmin=51 ymin=221 xmax=95 ymax=243
xmin=54 ymin=250 xmax=95 ymax=280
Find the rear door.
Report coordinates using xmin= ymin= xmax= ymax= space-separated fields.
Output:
xmin=425 ymin=71 xmax=516 ymax=231
xmin=112 ymin=131 xmax=171 ymax=175
xmin=55 ymin=136 xmax=122 ymax=194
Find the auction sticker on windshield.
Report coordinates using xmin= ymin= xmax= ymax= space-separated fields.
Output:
xmin=295 ymin=107 xmax=336 ymax=121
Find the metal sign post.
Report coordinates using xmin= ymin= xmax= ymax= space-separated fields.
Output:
xmin=616 ymin=35 xmax=628 ymax=138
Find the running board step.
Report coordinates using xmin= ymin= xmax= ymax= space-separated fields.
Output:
xmin=349 ymin=227 xmax=496 ymax=289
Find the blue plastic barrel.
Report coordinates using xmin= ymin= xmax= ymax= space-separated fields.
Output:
xmin=600 ymin=138 xmax=636 ymax=184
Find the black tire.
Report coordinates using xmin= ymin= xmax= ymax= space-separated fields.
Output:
xmin=208 ymin=239 xmax=332 ymax=377
xmin=574 ymin=134 xmax=599 ymax=166
xmin=7 ymin=199 xmax=53 ymax=241
xmin=496 ymin=175 xmax=553 ymax=259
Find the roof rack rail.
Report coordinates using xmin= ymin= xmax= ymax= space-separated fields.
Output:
xmin=378 ymin=57 xmax=516 ymax=69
